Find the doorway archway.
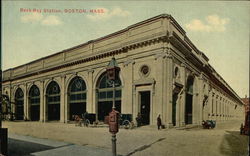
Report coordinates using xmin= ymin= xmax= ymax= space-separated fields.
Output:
xmin=29 ymin=85 xmax=40 ymax=121
xmin=46 ymin=81 xmax=60 ymax=121
xmin=96 ymin=72 xmax=122 ymax=121
xmin=68 ymin=76 xmax=87 ymax=120
xmin=15 ymin=88 xmax=24 ymax=120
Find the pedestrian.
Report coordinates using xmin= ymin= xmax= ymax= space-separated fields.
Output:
xmin=157 ymin=114 xmax=162 ymax=130
xmin=240 ymin=123 xmax=244 ymax=135
xmin=136 ymin=112 xmax=142 ymax=127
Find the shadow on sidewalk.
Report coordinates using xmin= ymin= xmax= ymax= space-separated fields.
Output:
xmin=219 ymin=131 xmax=249 ymax=156
xmin=8 ymin=138 xmax=54 ymax=156
xmin=125 ymin=138 xmax=166 ymax=156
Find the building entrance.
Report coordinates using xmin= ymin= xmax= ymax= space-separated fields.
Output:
xmin=185 ymin=76 xmax=194 ymax=124
xmin=185 ymin=94 xmax=193 ymax=124
xmin=140 ymin=91 xmax=151 ymax=125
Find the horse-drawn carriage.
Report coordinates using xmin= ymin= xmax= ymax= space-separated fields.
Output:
xmin=74 ymin=113 xmax=135 ymax=129
xmin=202 ymin=120 xmax=216 ymax=129
xmin=73 ymin=113 xmax=96 ymax=127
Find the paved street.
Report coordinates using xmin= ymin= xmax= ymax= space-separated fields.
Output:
xmin=8 ymin=133 xmax=115 ymax=156
xmin=3 ymin=120 xmax=249 ymax=156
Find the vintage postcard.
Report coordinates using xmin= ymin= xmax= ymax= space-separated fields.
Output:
xmin=1 ymin=0 xmax=249 ymax=156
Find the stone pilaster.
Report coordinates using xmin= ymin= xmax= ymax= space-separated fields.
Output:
xmin=192 ymin=76 xmax=201 ymax=125
xmin=44 ymin=80 xmax=48 ymax=122
xmin=39 ymin=80 xmax=44 ymax=122
xmin=87 ymin=69 xmax=94 ymax=113
xmin=166 ymin=52 xmax=173 ymax=128
xmin=180 ymin=63 xmax=186 ymax=126
xmin=60 ymin=75 xmax=66 ymax=123
xmin=208 ymin=89 xmax=212 ymax=120
xmin=23 ymin=84 xmax=28 ymax=120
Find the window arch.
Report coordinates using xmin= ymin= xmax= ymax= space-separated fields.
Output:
xmin=46 ymin=81 xmax=60 ymax=121
xmin=29 ymin=85 xmax=40 ymax=121
xmin=96 ymin=72 xmax=122 ymax=121
xmin=15 ymin=88 xmax=24 ymax=120
xmin=68 ymin=76 xmax=87 ymax=120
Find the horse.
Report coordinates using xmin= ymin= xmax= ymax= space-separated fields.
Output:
xmin=72 ymin=115 xmax=83 ymax=127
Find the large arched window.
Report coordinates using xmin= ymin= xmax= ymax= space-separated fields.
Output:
xmin=29 ymin=85 xmax=40 ymax=121
xmin=46 ymin=81 xmax=60 ymax=121
xmin=185 ymin=76 xmax=194 ymax=124
xmin=15 ymin=88 xmax=24 ymax=120
xmin=96 ymin=72 xmax=122 ymax=121
xmin=68 ymin=76 xmax=87 ymax=120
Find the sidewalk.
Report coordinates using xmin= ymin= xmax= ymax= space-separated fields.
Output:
xmin=4 ymin=120 xmax=248 ymax=156
xmin=9 ymin=133 xmax=116 ymax=156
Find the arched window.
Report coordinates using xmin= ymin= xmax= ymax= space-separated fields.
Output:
xmin=46 ymin=81 xmax=60 ymax=121
xmin=15 ymin=88 xmax=24 ymax=120
xmin=97 ymin=72 xmax=122 ymax=121
xmin=68 ymin=76 xmax=87 ymax=120
xmin=29 ymin=85 xmax=40 ymax=121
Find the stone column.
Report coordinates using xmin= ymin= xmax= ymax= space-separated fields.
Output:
xmin=24 ymin=84 xmax=28 ymax=120
xmin=60 ymin=76 xmax=66 ymax=123
xmin=219 ymin=96 xmax=222 ymax=121
xmin=208 ymin=90 xmax=212 ymax=120
xmin=161 ymin=52 xmax=167 ymax=125
xmin=44 ymin=80 xmax=48 ymax=122
xmin=166 ymin=52 xmax=173 ymax=128
xmin=198 ymin=77 xmax=203 ymax=125
xmin=180 ymin=63 xmax=186 ymax=126
xmin=192 ymin=76 xmax=201 ymax=125
xmin=154 ymin=50 xmax=167 ymax=125
xmin=87 ymin=69 xmax=94 ymax=113
xmin=39 ymin=80 xmax=44 ymax=122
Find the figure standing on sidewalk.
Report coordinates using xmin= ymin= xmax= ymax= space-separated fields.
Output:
xmin=157 ymin=114 xmax=162 ymax=130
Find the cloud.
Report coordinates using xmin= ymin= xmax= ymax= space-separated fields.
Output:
xmin=20 ymin=13 xmax=62 ymax=26
xmin=86 ymin=7 xmax=131 ymax=21
xmin=41 ymin=16 xmax=62 ymax=26
xmin=185 ymin=15 xmax=230 ymax=32
xmin=21 ymin=12 xmax=43 ymax=23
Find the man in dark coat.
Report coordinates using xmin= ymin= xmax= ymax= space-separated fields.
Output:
xmin=157 ymin=114 xmax=162 ymax=130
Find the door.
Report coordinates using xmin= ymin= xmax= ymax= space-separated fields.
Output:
xmin=140 ymin=91 xmax=151 ymax=125
xmin=185 ymin=94 xmax=193 ymax=124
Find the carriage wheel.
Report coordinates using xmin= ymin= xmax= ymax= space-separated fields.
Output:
xmin=122 ymin=120 xmax=131 ymax=129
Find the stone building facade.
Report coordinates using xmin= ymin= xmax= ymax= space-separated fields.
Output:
xmin=2 ymin=14 xmax=244 ymax=127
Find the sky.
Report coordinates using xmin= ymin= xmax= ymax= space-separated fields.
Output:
xmin=1 ymin=1 xmax=249 ymax=98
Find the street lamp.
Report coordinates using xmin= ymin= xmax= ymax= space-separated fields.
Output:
xmin=106 ymin=57 xmax=120 ymax=156
xmin=106 ymin=57 xmax=120 ymax=109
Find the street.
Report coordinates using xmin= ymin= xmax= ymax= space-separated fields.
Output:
xmin=3 ymin=120 xmax=249 ymax=156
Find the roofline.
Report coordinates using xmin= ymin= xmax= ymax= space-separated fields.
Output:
xmin=3 ymin=14 xmax=171 ymax=72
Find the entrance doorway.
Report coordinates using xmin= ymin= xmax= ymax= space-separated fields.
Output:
xmin=185 ymin=94 xmax=193 ymax=124
xmin=185 ymin=76 xmax=194 ymax=124
xmin=140 ymin=91 xmax=151 ymax=125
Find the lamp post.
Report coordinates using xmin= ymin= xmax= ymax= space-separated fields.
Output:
xmin=106 ymin=57 xmax=120 ymax=156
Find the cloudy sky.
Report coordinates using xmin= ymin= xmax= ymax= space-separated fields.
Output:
xmin=1 ymin=1 xmax=249 ymax=98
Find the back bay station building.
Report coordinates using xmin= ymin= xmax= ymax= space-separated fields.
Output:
xmin=2 ymin=14 xmax=244 ymax=127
